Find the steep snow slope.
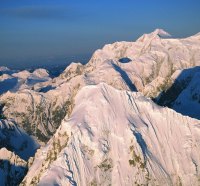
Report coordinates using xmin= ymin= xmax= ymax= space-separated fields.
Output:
xmin=0 ymin=148 xmax=28 ymax=186
xmin=153 ymin=66 xmax=200 ymax=119
xmin=0 ymin=119 xmax=39 ymax=185
xmin=171 ymin=67 xmax=200 ymax=119
xmin=22 ymin=83 xmax=200 ymax=186
xmin=1 ymin=29 xmax=200 ymax=141
xmin=0 ymin=119 xmax=39 ymax=160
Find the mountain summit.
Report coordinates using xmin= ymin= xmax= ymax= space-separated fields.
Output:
xmin=0 ymin=30 xmax=200 ymax=185
xmin=153 ymin=28 xmax=171 ymax=37
xmin=22 ymin=83 xmax=200 ymax=186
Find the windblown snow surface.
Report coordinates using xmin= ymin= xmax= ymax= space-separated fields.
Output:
xmin=22 ymin=83 xmax=200 ymax=186
xmin=1 ymin=29 xmax=200 ymax=185
xmin=1 ymin=29 xmax=200 ymax=142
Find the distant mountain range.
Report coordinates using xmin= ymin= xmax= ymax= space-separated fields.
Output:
xmin=0 ymin=29 xmax=200 ymax=185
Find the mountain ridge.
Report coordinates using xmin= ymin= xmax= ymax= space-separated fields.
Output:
xmin=0 ymin=29 xmax=200 ymax=185
xmin=22 ymin=83 xmax=200 ymax=186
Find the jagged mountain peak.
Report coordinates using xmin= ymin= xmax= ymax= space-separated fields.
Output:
xmin=1 ymin=31 xmax=200 ymax=185
xmin=136 ymin=28 xmax=171 ymax=43
xmin=22 ymin=83 xmax=200 ymax=186
xmin=153 ymin=28 xmax=171 ymax=37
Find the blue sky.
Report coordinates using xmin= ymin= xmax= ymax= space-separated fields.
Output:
xmin=0 ymin=0 xmax=200 ymax=68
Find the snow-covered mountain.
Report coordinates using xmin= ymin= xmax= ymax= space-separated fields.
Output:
xmin=172 ymin=67 xmax=200 ymax=119
xmin=21 ymin=83 xmax=200 ymax=186
xmin=0 ymin=68 xmax=51 ymax=95
xmin=0 ymin=119 xmax=39 ymax=185
xmin=0 ymin=29 xmax=200 ymax=185
xmin=1 ymin=29 xmax=200 ymax=143
xmin=0 ymin=119 xmax=39 ymax=160
xmin=0 ymin=147 xmax=28 ymax=186
xmin=155 ymin=66 xmax=200 ymax=119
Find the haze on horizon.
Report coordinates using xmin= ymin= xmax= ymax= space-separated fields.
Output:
xmin=0 ymin=0 xmax=200 ymax=68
